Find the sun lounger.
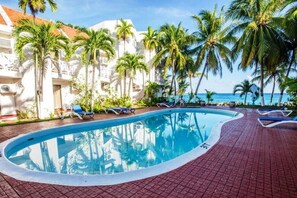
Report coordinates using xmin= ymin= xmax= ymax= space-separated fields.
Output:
xmin=257 ymin=116 xmax=297 ymax=127
xmin=105 ymin=107 xmax=135 ymax=115
xmin=257 ymin=107 xmax=292 ymax=117
xmin=72 ymin=105 xmax=94 ymax=120
xmin=156 ymin=102 xmax=177 ymax=108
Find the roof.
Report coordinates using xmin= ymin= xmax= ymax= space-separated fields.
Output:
xmin=0 ymin=14 xmax=7 ymax=25
xmin=0 ymin=5 xmax=81 ymax=40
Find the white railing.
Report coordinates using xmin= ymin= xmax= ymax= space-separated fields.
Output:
xmin=100 ymin=68 xmax=112 ymax=80
xmin=0 ymin=53 xmax=19 ymax=73
xmin=52 ymin=60 xmax=76 ymax=77
xmin=0 ymin=38 xmax=11 ymax=48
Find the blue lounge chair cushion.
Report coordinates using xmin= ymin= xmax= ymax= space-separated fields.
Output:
xmin=258 ymin=117 xmax=292 ymax=122
xmin=72 ymin=105 xmax=94 ymax=119
xmin=106 ymin=107 xmax=135 ymax=114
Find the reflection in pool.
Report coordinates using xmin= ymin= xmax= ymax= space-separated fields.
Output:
xmin=7 ymin=111 xmax=231 ymax=175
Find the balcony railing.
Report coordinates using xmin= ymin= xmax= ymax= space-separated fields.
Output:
xmin=52 ymin=60 xmax=76 ymax=78
xmin=0 ymin=53 xmax=20 ymax=77
xmin=0 ymin=38 xmax=12 ymax=49
xmin=100 ymin=68 xmax=112 ymax=80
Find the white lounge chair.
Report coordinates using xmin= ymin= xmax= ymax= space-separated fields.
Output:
xmin=257 ymin=116 xmax=297 ymax=128
xmin=156 ymin=102 xmax=177 ymax=108
xmin=257 ymin=107 xmax=292 ymax=117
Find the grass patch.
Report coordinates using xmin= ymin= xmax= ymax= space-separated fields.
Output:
xmin=0 ymin=122 xmax=9 ymax=127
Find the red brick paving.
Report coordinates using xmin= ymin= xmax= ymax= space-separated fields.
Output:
xmin=0 ymin=107 xmax=297 ymax=197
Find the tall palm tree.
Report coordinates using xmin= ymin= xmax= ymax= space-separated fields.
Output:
xmin=116 ymin=53 xmax=148 ymax=97
xmin=233 ymin=79 xmax=254 ymax=105
xmin=153 ymin=23 xmax=193 ymax=96
xmin=18 ymin=0 xmax=58 ymax=118
xmin=192 ymin=6 xmax=234 ymax=96
xmin=115 ymin=19 xmax=134 ymax=53
xmin=183 ymin=54 xmax=208 ymax=100
xmin=13 ymin=19 xmax=70 ymax=118
xmin=227 ymin=0 xmax=287 ymax=106
xmin=141 ymin=26 xmax=159 ymax=81
xmin=18 ymin=0 xmax=57 ymax=20
xmin=74 ymin=29 xmax=115 ymax=111
xmin=277 ymin=0 xmax=297 ymax=105
xmin=115 ymin=19 xmax=135 ymax=96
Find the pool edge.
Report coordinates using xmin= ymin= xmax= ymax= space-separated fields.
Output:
xmin=0 ymin=108 xmax=243 ymax=186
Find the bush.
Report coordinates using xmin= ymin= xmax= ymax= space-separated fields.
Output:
xmin=16 ymin=104 xmax=36 ymax=120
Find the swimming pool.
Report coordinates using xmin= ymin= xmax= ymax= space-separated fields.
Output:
xmin=0 ymin=108 xmax=243 ymax=186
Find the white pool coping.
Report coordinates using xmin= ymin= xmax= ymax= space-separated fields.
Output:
xmin=0 ymin=108 xmax=243 ymax=186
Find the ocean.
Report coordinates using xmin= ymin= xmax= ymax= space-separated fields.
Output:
xmin=179 ymin=93 xmax=290 ymax=105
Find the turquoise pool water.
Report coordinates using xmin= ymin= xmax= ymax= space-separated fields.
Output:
xmin=6 ymin=109 xmax=232 ymax=175
xmin=5 ymin=109 xmax=236 ymax=176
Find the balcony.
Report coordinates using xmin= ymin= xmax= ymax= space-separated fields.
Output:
xmin=0 ymin=38 xmax=11 ymax=49
xmin=100 ymin=68 xmax=112 ymax=81
xmin=52 ymin=60 xmax=79 ymax=81
xmin=0 ymin=53 xmax=21 ymax=79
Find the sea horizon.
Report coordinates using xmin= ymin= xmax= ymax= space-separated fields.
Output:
xmin=178 ymin=93 xmax=290 ymax=105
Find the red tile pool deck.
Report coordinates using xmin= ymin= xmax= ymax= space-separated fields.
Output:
xmin=0 ymin=107 xmax=297 ymax=197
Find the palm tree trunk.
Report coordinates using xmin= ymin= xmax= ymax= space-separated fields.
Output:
xmin=169 ymin=60 xmax=176 ymax=96
xmin=148 ymin=51 xmax=151 ymax=81
xmin=189 ymin=75 xmax=194 ymax=98
xmin=260 ymin=64 xmax=265 ymax=106
xmin=270 ymin=75 xmax=276 ymax=105
xmin=194 ymin=62 xmax=208 ymax=95
xmin=90 ymin=51 xmax=97 ymax=111
xmin=128 ymin=76 xmax=132 ymax=97
xmin=91 ymin=64 xmax=95 ymax=111
xmin=40 ymin=51 xmax=45 ymax=102
xmin=124 ymin=71 xmax=127 ymax=97
xmin=278 ymin=50 xmax=295 ymax=106
xmin=34 ymin=53 xmax=40 ymax=119
xmin=85 ymin=65 xmax=88 ymax=95
xmin=244 ymin=93 xmax=247 ymax=105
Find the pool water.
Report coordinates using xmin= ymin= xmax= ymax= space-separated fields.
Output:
xmin=6 ymin=109 xmax=233 ymax=176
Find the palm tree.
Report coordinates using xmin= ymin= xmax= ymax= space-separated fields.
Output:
xmin=153 ymin=23 xmax=193 ymax=96
xmin=183 ymin=55 xmax=208 ymax=100
xmin=252 ymin=65 xmax=288 ymax=105
xmin=74 ymin=29 xmax=115 ymax=110
xmin=18 ymin=0 xmax=57 ymax=20
xmin=227 ymin=0 xmax=287 ymax=106
xmin=13 ymin=19 xmax=70 ymax=118
xmin=18 ymin=0 xmax=58 ymax=118
xmin=233 ymin=79 xmax=254 ymax=105
xmin=115 ymin=19 xmax=135 ymax=96
xmin=205 ymin=89 xmax=216 ymax=104
xmin=141 ymin=26 xmax=159 ymax=81
xmin=116 ymin=53 xmax=148 ymax=97
xmin=192 ymin=6 xmax=234 ymax=96
xmin=115 ymin=19 xmax=134 ymax=53
xmin=277 ymin=0 xmax=297 ymax=105
xmin=144 ymin=81 xmax=161 ymax=100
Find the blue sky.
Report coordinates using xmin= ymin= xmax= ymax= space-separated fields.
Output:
xmin=0 ymin=0 xmax=279 ymax=93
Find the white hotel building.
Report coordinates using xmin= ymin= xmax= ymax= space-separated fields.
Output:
xmin=0 ymin=5 xmax=158 ymax=119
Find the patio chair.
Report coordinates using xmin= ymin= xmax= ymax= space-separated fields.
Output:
xmin=105 ymin=107 xmax=135 ymax=115
xmin=257 ymin=116 xmax=297 ymax=128
xmin=72 ymin=105 xmax=94 ymax=120
xmin=257 ymin=107 xmax=292 ymax=117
